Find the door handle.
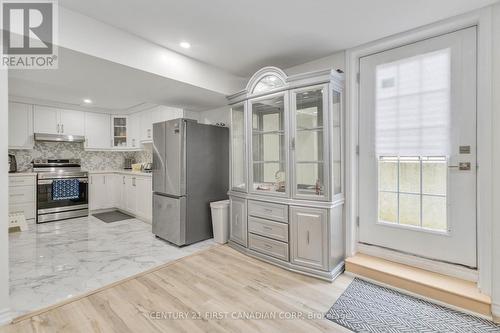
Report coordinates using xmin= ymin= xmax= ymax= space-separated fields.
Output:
xmin=448 ymin=162 xmax=471 ymax=171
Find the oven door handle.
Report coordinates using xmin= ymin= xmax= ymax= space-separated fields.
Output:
xmin=38 ymin=178 xmax=88 ymax=185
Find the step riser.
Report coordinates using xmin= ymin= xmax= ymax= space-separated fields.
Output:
xmin=346 ymin=261 xmax=491 ymax=316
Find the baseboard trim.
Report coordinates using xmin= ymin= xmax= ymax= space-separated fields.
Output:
xmin=357 ymin=243 xmax=478 ymax=282
xmin=0 ymin=308 xmax=12 ymax=326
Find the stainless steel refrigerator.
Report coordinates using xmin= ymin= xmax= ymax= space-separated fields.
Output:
xmin=152 ymin=119 xmax=229 ymax=246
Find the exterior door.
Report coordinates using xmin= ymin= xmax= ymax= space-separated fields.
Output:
xmin=359 ymin=27 xmax=477 ymax=267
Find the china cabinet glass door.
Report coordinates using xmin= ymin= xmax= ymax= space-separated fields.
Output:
xmin=250 ymin=93 xmax=288 ymax=195
xmin=231 ymin=103 xmax=246 ymax=191
xmin=291 ymin=85 xmax=329 ymax=200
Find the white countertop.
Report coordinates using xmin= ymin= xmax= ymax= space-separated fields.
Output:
xmin=9 ymin=172 xmax=37 ymax=177
xmin=86 ymin=170 xmax=152 ymax=177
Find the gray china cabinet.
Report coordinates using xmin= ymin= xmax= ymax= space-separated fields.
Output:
xmin=227 ymin=67 xmax=345 ymax=281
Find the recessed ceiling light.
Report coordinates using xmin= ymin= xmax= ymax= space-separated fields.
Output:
xmin=180 ymin=41 xmax=191 ymax=49
xmin=83 ymin=99 xmax=92 ymax=104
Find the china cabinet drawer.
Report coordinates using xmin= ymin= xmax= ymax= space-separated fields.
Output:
xmin=248 ymin=216 xmax=288 ymax=243
xmin=9 ymin=176 xmax=35 ymax=187
xmin=249 ymin=233 xmax=289 ymax=261
xmin=248 ymin=200 xmax=288 ymax=223
xmin=9 ymin=186 xmax=35 ymax=204
xmin=9 ymin=202 xmax=36 ymax=220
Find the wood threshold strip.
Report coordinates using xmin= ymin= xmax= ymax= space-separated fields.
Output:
xmin=345 ymin=253 xmax=491 ymax=316
xmin=11 ymin=244 xmax=222 ymax=324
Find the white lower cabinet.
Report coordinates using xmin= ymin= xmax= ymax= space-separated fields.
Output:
xmin=90 ymin=173 xmax=152 ymax=222
xmin=230 ymin=197 xmax=247 ymax=246
xmin=135 ymin=177 xmax=152 ymax=220
xmin=290 ymin=206 xmax=328 ymax=271
xmin=8 ymin=175 xmax=36 ymax=221
xmin=89 ymin=174 xmax=115 ymax=210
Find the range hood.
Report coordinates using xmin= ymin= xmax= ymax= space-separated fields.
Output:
xmin=34 ymin=133 xmax=86 ymax=143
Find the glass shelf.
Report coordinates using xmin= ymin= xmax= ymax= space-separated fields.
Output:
xmin=251 ymin=94 xmax=286 ymax=194
xmin=231 ymin=104 xmax=246 ymax=191
xmin=293 ymin=87 xmax=327 ymax=198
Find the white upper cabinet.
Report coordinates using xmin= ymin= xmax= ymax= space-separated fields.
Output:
xmin=9 ymin=102 xmax=33 ymax=149
xmin=34 ymin=105 xmax=59 ymax=134
xmin=85 ymin=112 xmax=111 ymax=150
xmin=139 ymin=106 xmax=183 ymax=143
xmin=59 ymin=109 xmax=85 ymax=136
xmin=111 ymin=116 xmax=128 ymax=148
xmin=140 ymin=109 xmax=153 ymax=142
xmin=128 ymin=112 xmax=140 ymax=149
xmin=34 ymin=105 xmax=84 ymax=136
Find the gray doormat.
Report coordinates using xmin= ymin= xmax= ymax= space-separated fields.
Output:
xmin=325 ymin=278 xmax=500 ymax=333
xmin=93 ymin=210 xmax=135 ymax=223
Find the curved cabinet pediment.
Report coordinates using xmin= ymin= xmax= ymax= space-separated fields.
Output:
xmin=246 ymin=67 xmax=288 ymax=96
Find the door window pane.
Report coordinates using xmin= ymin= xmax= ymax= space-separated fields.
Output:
xmin=422 ymin=159 xmax=447 ymax=195
xmin=378 ymin=156 xmax=447 ymax=232
xmin=379 ymin=158 xmax=398 ymax=191
xmin=399 ymin=194 xmax=420 ymax=226
xmin=422 ymin=195 xmax=447 ymax=230
xmin=379 ymin=192 xmax=398 ymax=223
xmin=399 ymin=158 xmax=420 ymax=193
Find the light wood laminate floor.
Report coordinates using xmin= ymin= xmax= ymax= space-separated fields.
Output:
xmin=1 ymin=245 xmax=353 ymax=333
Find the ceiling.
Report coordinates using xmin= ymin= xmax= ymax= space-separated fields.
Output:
xmin=59 ymin=0 xmax=498 ymax=77
xmin=8 ymin=47 xmax=227 ymax=113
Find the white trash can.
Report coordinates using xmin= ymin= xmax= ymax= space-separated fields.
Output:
xmin=210 ymin=199 xmax=230 ymax=244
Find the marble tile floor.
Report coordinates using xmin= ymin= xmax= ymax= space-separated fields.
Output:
xmin=8 ymin=216 xmax=215 ymax=318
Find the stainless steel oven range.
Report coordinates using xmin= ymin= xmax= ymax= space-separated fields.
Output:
xmin=34 ymin=159 xmax=89 ymax=223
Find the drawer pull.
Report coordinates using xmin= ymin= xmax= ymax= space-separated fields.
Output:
xmin=263 ymin=225 xmax=272 ymax=230
xmin=10 ymin=194 xmax=24 ymax=197
xmin=264 ymin=244 xmax=272 ymax=249
xmin=264 ymin=208 xmax=273 ymax=213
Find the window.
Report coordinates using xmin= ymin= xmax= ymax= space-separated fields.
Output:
xmin=378 ymin=156 xmax=447 ymax=231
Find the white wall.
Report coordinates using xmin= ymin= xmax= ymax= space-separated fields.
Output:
xmin=285 ymin=51 xmax=346 ymax=75
xmin=58 ymin=7 xmax=245 ymax=95
xmin=491 ymin=2 xmax=500 ymax=319
xmin=198 ymin=107 xmax=231 ymax=127
xmin=0 ymin=69 xmax=10 ymax=323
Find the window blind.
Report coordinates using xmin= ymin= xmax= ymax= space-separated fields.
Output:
xmin=375 ymin=48 xmax=451 ymax=157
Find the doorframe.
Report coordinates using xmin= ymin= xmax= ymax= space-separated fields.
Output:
xmin=345 ymin=7 xmax=493 ymax=296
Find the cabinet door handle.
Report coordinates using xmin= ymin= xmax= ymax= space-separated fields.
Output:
xmin=103 ymin=176 xmax=106 ymax=185
xmin=133 ymin=177 xmax=136 ymax=186
xmin=306 ymin=231 xmax=310 ymax=245
xmin=291 ymin=138 xmax=296 ymax=150
xmin=61 ymin=124 xmax=64 ymax=133
xmin=90 ymin=176 xmax=93 ymax=185
xmin=57 ymin=124 xmax=60 ymax=133
xmin=122 ymin=176 xmax=125 ymax=185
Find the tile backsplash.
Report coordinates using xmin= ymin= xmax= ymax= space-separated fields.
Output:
xmin=9 ymin=142 xmax=153 ymax=172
